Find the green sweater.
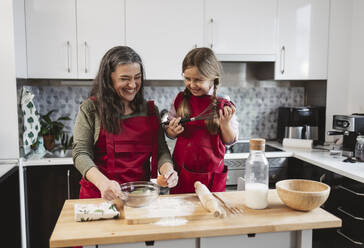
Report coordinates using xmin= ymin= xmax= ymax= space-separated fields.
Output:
xmin=72 ymin=98 xmax=173 ymax=179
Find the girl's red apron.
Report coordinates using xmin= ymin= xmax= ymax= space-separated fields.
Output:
xmin=170 ymin=92 xmax=230 ymax=194
xmin=79 ymin=101 xmax=159 ymax=199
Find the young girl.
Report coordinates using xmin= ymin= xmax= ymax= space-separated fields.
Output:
xmin=166 ymin=47 xmax=239 ymax=193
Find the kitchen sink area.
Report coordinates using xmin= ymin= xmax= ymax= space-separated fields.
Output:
xmin=226 ymin=141 xmax=283 ymax=154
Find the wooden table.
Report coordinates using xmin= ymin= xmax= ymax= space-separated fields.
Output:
xmin=50 ymin=190 xmax=341 ymax=248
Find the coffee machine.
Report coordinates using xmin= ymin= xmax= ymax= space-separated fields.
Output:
xmin=328 ymin=114 xmax=364 ymax=157
xmin=277 ymin=106 xmax=326 ymax=145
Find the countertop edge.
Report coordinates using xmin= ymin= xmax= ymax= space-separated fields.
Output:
xmin=0 ymin=164 xmax=18 ymax=182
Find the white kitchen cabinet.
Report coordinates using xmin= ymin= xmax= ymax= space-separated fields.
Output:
xmin=77 ymin=0 xmax=125 ymax=79
xmin=275 ymin=0 xmax=330 ymax=80
xmin=98 ymin=238 xmax=197 ymax=248
xmin=205 ymin=0 xmax=277 ymax=61
xmin=13 ymin=0 xmax=27 ymax=78
xmin=26 ymin=0 xmax=125 ymax=79
xmin=26 ymin=0 xmax=78 ymax=78
xmin=125 ymin=0 xmax=203 ymax=80
xmin=200 ymin=231 xmax=312 ymax=248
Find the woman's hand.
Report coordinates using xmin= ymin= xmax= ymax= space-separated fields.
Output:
xmin=219 ymin=105 xmax=236 ymax=128
xmin=165 ymin=117 xmax=184 ymax=138
xmin=98 ymin=179 xmax=123 ymax=201
xmin=159 ymin=162 xmax=178 ymax=188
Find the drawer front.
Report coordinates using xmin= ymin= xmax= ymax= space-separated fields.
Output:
xmin=335 ymin=207 xmax=364 ymax=240
xmin=336 ymin=185 xmax=364 ymax=217
xmin=336 ymin=229 xmax=364 ymax=248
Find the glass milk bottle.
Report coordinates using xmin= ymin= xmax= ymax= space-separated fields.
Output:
xmin=244 ymin=138 xmax=269 ymax=209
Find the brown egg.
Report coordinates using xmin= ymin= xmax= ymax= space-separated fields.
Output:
xmin=157 ymin=175 xmax=168 ymax=187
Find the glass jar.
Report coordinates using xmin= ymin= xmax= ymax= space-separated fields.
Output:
xmin=355 ymin=135 xmax=364 ymax=162
xmin=244 ymin=138 xmax=269 ymax=209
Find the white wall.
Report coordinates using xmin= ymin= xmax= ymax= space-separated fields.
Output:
xmin=347 ymin=0 xmax=364 ymax=114
xmin=0 ymin=0 xmax=20 ymax=159
xmin=326 ymin=0 xmax=353 ymax=141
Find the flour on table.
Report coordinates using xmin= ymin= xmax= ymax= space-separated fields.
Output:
xmin=154 ymin=217 xmax=188 ymax=226
xmin=143 ymin=198 xmax=196 ymax=218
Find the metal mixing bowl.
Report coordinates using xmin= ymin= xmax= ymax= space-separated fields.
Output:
xmin=120 ymin=181 xmax=160 ymax=208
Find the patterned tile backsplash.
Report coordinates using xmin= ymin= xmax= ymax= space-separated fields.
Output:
xmin=18 ymin=84 xmax=304 ymax=147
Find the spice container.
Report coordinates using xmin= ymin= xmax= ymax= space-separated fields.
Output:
xmin=244 ymin=138 xmax=269 ymax=209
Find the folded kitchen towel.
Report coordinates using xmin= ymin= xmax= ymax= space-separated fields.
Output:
xmin=282 ymin=138 xmax=313 ymax=149
xmin=74 ymin=202 xmax=120 ymax=222
xmin=21 ymin=88 xmax=44 ymax=156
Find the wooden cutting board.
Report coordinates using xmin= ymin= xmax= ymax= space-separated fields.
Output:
xmin=124 ymin=194 xmax=216 ymax=224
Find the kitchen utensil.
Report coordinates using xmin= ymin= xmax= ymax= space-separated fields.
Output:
xmin=120 ymin=181 xmax=160 ymax=208
xmin=276 ymin=179 xmax=330 ymax=211
xmin=213 ymin=192 xmax=243 ymax=215
xmin=194 ymin=181 xmax=225 ymax=217
xmin=161 ymin=103 xmax=218 ymax=126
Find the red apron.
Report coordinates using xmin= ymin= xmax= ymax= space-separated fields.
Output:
xmin=79 ymin=101 xmax=159 ymax=199
xmin=170 ymin=92 xmax=231 ymax=194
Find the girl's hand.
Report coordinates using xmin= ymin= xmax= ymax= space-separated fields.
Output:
xmin=219 ymin=105 xmax=236 ymax=127
xmin=159 ymin=163 xmax=178 ymax=188
xmin=98 ymin=179 xmax=123 ymax=201
xmin=166 ymin=117 xmax=184 ymax=138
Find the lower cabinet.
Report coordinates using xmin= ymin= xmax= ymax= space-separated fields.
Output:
xmin=287 ymin=158 xmax=364 ymax=248
xmin=90 ymin=231 xmax=307 ymax=248
xmin=0 ymin=166 xmax=21 ymax=248
xmin=200 ymin=232 xmax=296 ymax=248
xmin=24 ymin=165 xmax=81 ymax=248
xmin=88 ymin=238 xmax=198 ymax=248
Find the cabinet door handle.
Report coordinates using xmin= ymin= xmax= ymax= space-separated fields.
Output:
xmin=338 ymin=185 xmax=364 ymax=197
xmin=209 ymin=18 xmax=214 ymax=49
xmin=67 ymin=169 xmax=70 ymax=199
xmin=280 ymin=46 xmax=285 ymax=74
xmin=337 ymin=206 xmax=364 ymax=221
xmin=66 ymin=41 xmax=71 ymax=73
xmin=84 ymin=41 xmax=88 ymax=73
xmin=337 ymin=229 xmax=363 ymax=245
xmin=319 ymin=174 xmax=326 ymax=182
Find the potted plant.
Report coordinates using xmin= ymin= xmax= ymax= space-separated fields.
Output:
xmin=39 ymin=110 xmax=71 ymax=151
xmin=54 ymin=133 xmax=73 ymax=157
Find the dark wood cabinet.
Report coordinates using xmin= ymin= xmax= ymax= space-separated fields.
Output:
xmin=286 ymin=157 xmax=364 ymax=248
xmin=24 ymin=165 xmax=81 ymax=248
xmin=0 ymin=166 xmax=21 ymax=248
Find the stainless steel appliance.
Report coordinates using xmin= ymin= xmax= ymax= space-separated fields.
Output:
xmin=225 ymin=141 xmax=287 ymax=188
xmin=277 ymin=106 xmax=326 ymax=145
xmin=328 ymin=114 xmax=364 ymax=158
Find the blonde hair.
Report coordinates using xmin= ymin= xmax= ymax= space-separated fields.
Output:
xmin=177 ymin=47 xmax=222 ymax=134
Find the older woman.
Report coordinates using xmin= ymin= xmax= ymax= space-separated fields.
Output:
xmin=73 ymin=46 xmax=178 ymax=200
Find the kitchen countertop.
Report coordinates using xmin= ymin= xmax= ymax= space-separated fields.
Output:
xmin=21 ymin=157 xmax=73 ymax=166
xmin=267 ymin=141 xmax=364 ymax=184
xmin=49 ymin=190 xmax=340 ymax=248
xmin=21 ymin=141 xmax=364 ymax=183
xmin=0 ymin=162 xmax=18 ymax=182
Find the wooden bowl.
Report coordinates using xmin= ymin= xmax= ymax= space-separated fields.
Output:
xmin=276 ymin=179 xmax=330 ymax=211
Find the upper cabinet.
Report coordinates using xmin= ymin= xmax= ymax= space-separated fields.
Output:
xmin=22 ymin=0 xmax=330 ymax=80
xmin=77 ymin=0 xmax=125 ymax=79
xmin=275 ymin=0 xmax=330 ymax=80
xmin=205 ymin=0 xmax=277 ymax=61
xmin=125 ymin=0 xmax=203 ymax=80
xmin=13 ymin=0 xmax=28 ymax=78
xmin=26 ymin=0 xmax=125 ymax=79
xmin=26 ymin=0 xmax=78 ymax=78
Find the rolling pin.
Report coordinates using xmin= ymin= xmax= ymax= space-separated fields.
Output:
xmin=194 ymin=181 xmax=225 ymax=217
